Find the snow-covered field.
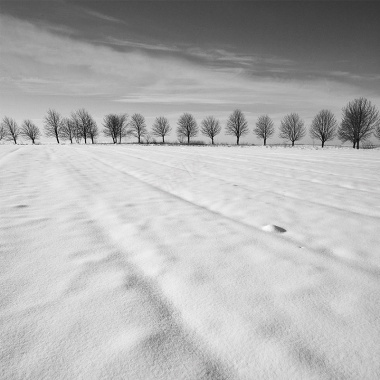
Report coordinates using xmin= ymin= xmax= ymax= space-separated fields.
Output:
xmin=1 ymin=144 xmax=380 ymax=379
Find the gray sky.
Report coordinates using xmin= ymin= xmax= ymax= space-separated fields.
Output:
xmin=1 ymin=0 xmax=379 ymax=144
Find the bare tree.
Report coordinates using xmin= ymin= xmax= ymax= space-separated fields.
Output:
xmin=21 ymin=120 xmax=41 ymax=144
xmin=254 ymin=115 xmax=274 ymax=146
xmin=87 ymin=118 xmax=98 ymax=144
xmin=61 ymin=118 xmax=75 ymax=144
xmin=117 ymin=114 xmax=129 ymax=144
xmin=152 ymin=116 xmax=172 ymax=143
xmin=74 ymin=109 xmax=96 ymax=144
xmin=104 ymin=113 xmax=129 ymax=144
xmin=225 ymin=109 xmax=249 ymax=145
xmin=129 ymin=113 xmax=147 ymax=143
xmin=0 ymin=123 xmax=6 ymax=141
xmin=67 ymin=113 xmax=81 ymax=143
xmin=144 ymin=132 xmax=155 ymax=144
xmin=1 ymin=117 xmax=20 ymax=144
xmin=44 ymin=109 xmax=62 ymax=144
xmin=74 ymin=109 xmax=88 ymax=144
xmin=337 ymin=122 xmax=355 ymax=148
xmin=103 ymin=113 xmax=128 ymax=144
xmin=201 ymin=116 xmax=221 ymax=145
xmin=309 ymin=110 xmax=337 ymax=148
xmin=103 ymin=114 xmax=119 ymax=143
xmin=279 ymin=113 xmax=306 ymax=146
xmin=338 ymin=98 xmax=380 ymax=149
xmin=177 ymin=113 xmax=198 ymax=144
xmin=375 ymin=124 xmax=380 ymax=140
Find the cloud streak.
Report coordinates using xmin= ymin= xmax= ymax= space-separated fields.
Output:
xmin=84 ymin=9 xmax=125 ymax=24
xmin=1 ymin=12 xmax=379 ymax=139
xmin=105 ymin=37 xmax=178 ymax=52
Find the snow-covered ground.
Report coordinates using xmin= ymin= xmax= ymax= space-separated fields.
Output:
xmin=1 ymin=144 xmax=380 ymax=379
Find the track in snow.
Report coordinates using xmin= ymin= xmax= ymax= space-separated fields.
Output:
xmin=1 ymin=145 xmax=380 ymax=379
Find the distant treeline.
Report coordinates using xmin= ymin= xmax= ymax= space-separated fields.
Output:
xmin=1 ymin=98 xmax=379 ymax=149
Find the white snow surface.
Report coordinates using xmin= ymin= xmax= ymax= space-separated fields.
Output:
xmin=1 ymin=144 xmax=380 ymax=379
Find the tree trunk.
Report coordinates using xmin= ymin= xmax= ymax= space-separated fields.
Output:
xmin=162 ymin=136 xmax=165 ymax=143
xmin=212 ymin=137 xmax=214 ymax=145
xmin=264 ymin=137 xmax=266 ymax=146
xmin=70 ymin=137 xmax=73 ymax=144
xmin=32 ymin=139 xmax=35 ymax=144
xmin=237 ymin=136 xmax=239 ymax=145
xmin=321 ymin=140 xmax=325 ymax=148
xmin=188 ymin=136 xmax=190 ymax=144
xmin=138 ymin=136 xmax=140 ymax=144
xmin=292 ymin=140 xmax=295 ymax=146
xmin=356 ymin=139 xmax=359 ymax=149
xmin=13 ymin=136 xmax=17 ymax=144
xmin=353 ymin=141 xmax=356 ymax=148
xmin=84 ymin=135 xmax=87 ymax=144
xmin=55 ymin=132 xmax=60 ymax=144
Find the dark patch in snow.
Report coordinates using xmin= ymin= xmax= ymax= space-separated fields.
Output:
xmin=262 ymin=224 xmax=286 ymax=233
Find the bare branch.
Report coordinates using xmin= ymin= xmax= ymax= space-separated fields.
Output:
xmin=129 ymin=113 xmax=147 ymax=144
xmin=338 ymin=98 xmax=380 ymax=149
xmin=61 ymin=118 xmax=75 ymax=144
xmin=44 ymin=109 xmax=62 ymax=144
xmin=1 ymin=117 xmax=20 ymax=144
xmin=103 ymin=114 xmax=129 ymax=144
xmin=117 ymin=114 xmax=129 ymax=144
xmin=74 ymin=109 xmax=96 ymax=144
xmin=279 ymin=113 xmax=305 ymax=146
xmin=254 ymin=115 xmax=274 ymax=146
xmin=103 ymin=114 xmax=118 ymax=144
xmin=21 ymin=120 xmax=41 ymax=144
xmin=70 ymin=113 xmax=82 ymax=144
xmin=152 ymin=116 xmax=172 ymax=143
xmin=225 ymin=109 xmax=249 ymax=145
xmin=177 ymin=113 xmax=198 ymax=144
xmin=374 ymin=124 xmax=380 ymax=140
xmin=87 ymin=118 xmax=98 ymax=144
xmin=0 ymin=123 xmax=6 ymax=141
xmin=144 ymin=132 xmax=155 ymax=144
xmin=201 ymin=116 xmax=221 ymax=145
xmin=309 ymin=110 xmax=337 ymax=148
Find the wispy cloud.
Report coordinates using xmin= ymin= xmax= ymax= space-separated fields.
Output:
xmin=328 ymin=71 xmax=380 ymax=82
xmin=85 ymin=9 xmax=124 ymax=24
xmin=98 ymin=36 xmax=295 ymax=74
xmin=184 ymin=47 xmax=294 ymax=68
xmin=114 ymin=95 xmax=234 ymax=105
xmin=105 ymin=37 xmax=178 ymax=52
xmin=1 ymin=12 xmax=379 ymax=129
xmin=38 ymin=21 xmax=76 ymax=36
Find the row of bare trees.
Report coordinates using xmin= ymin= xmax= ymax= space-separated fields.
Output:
xmin=0 ymin=118 xmax=41 ymax=144
xmin=1 ymin=98 xmax=379 ymax=148
xmin=45 ymin=109 xmax=99 ymax=144
xmin=176 ymin=100 xmax=379 ymax=148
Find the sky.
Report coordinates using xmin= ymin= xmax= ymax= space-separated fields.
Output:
xmin=1 ymin=0 xmax=380 ymax=144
